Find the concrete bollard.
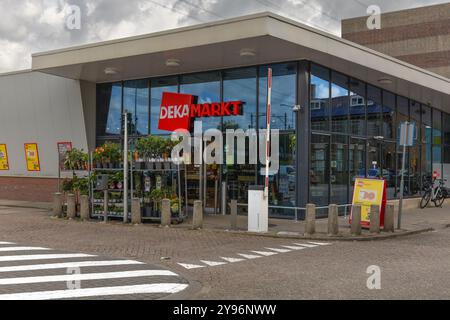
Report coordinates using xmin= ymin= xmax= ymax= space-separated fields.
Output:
xmin=80 ymin=195 xmax=90 ymax=221
xmin=370 ymin=205 xmax=380 ymax=234
xmin=66 ymin=194 xmax=76 ymax=219
xmin=230 ymin=200 xmax=238 ymax=230
xmin=192 ymin=200 xmax=203 ymax=229
xmin=160 ymin=199 xmax=171 ymax=227
xmin=384 ymin=204 xmax=395 ymax=232
xmin=351 ymin=205 xmax=362 ymax=236
xmin=52 ymin=192 xmax=63 ymax=218
xmin=327 ymin=204 xmax=339 ymax=236
xmin=304 ymin=204 xmax=316 ymax=236
xmin=131 ymin=198 xmax=142 ymax=224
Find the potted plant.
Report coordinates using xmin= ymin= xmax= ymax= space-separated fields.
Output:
xmin=102 ymin=142 xmax=121 ymax=168
xmin=64 ymin=148 xmax=88 ymax=171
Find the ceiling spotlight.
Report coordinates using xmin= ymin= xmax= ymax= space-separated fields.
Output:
xmin=240 ymin=48 xmax=256 ymax=57
xmin=104 ymin=67 xmax=118 ymax=75
xmin=378 ymin=78 xmax=393 ymax=85
xmin=166 ymin=59 xmax=181 ymax=67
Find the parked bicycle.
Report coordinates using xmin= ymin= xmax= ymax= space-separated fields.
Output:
xmin=420 ymin=176 xmax=448 ymax=209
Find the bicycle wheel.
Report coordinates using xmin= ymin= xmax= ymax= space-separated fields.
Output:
xmin=420 ymin=190 xmax=431 ymax=209
xmin=434 ymin=190 xmax=445 ymax=207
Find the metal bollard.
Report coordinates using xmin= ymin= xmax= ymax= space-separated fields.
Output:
xmin=192 ymin=200 xmax=203 ymax=229
xmin=327 ymin=204 xmax=339 ymax=236
xmin=304 ymin=204 xmax=316 ymax=236
xmin=161 ymin=199 xmax=171 ymax=227
xmin=52 ymin=192 xmax=63 ymax=218
xmin=384 ymin=204 xmax=395 ymax=232
xmin=131 ymin=198 xmax=142 ymax=224
xmin=230 ymin=200 xmax=238 ymax=230
xmin=351 ymin=205 xmax=362 ymax=236
xmin=66 ymin=194 xmax=76 ymax=219
xmin=370 ymin=205 xmax=381 ymax=234
xmin=80 ymin=195 xmax=90 ymax=221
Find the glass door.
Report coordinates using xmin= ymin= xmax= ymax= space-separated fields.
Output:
xmin=310 ymin=134 xmax=330 ymax=206
xmin=349 ymin=137 xmax=366 ymax=200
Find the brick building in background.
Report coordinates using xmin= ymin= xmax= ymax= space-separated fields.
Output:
xmin=342 ymin=3 xmax=450 ymax=79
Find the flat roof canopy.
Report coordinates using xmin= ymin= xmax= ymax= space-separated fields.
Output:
xmin=32 ymin=12 xmax=450 ymax=112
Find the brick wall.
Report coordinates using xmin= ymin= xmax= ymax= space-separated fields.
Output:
xmin=0 ymin=177 xmax=58 ymax=203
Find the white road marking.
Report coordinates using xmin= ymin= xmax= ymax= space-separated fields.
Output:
xmin=293 ymin=243 xmax=318 ymax=248
xmin=0 ymin=270 xmax=178 ymax=285
xmin=177 ymin=263 xmax=205 ymax=270
xmin=0 ymin=283 xmax=189 ymax=300
xmin=308 ymin=241 xmax=332 ymax=246
xmin=220 ymin=257 xmax=245 ymax=263
xmin=0 ymin=247 xmax=51 ymax=252
xmin=0 ymin=260 xmax=145 ymax=273
xmin=250 ymin=250 xmax=278 ymax=257
xmin=0 ymin=242 xmax=15 ymax=245
xmin=200 ymin=260 xmax=227 ymax=267
xmin=0 ymin=253 xmax=95 ymax=262
xmin=265 ymin=247 xmax=292 ymax=253
xmin=281 ymin=245 xmax=306 ymax=251
xmin=237 ymin=253 xmax=261 ymax=260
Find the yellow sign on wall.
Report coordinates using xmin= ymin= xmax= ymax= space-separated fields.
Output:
xmin=351 ymin=178 xmax=386 ymax=227
xmin=24 ymin=143 xmax=41 ymax=172
xmin=0 ymin=144 xmax=9 ymax=170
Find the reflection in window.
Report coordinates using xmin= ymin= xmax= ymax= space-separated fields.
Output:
xmin=310 ymin=64 xmax=330 ymax=132
xmin=180 ymin=72 xmax=221 ymax=131
xmin=349 ymin=78 xmax=366 ymax=136
xmin=97 ymin=82 xmax=122 ymax=136
xmin=383 ymin=142 xmax=396 ymax=199
xmin=350 ymin=138 xmax=366 ymax=196
xmin=331 ymin=135 xmax=348 ymax=204
xmin=367 ymin=85 xmax=381 ymax=137
xmin=223 ymin=68 xmax=257 ymax=130
xmin=382 ymin=91 xmax=395 ymax=140
xmin=151 ymin=77 xmax=178 ymax=135
xmin=259 ymin=63 xmax=296 ymax=131
xmin=433 ymin=109 xmax=442 ymax=145
xmin=331 ymin=72 xmax=349 ymax=133
xmin=124 ymin=80 xmax=149 ymax=135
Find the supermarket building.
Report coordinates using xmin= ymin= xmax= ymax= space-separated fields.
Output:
xmin=1 ymin=12 xmax=450 ymax=217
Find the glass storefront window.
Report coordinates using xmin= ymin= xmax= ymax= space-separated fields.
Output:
xmin=349 ymin=78 xmax=366 ymax=136
xmin=259 ymin=63 xmax=297 ymax=131
xmin=310 ymin=134 xmax=330 ymax=206
xmin=150 ymin=77 xmax=178 ymax=135
xmin=124 ymin=80 xmax=149 ymax=135
xmin=96 ymin=82 xmax=122 ymax=136
xmin=444 ymin=113 xmax=450 ymax=145
xmin=310 ymin=64 xmax=330 ymax=132
xmin=382 ymin=91 xmax=395 ymax=140
xmin=331 ymin=72 xmax=349 ymax=133
xmin=382 ymin=142 xmax=396 ymax=199
xmin=367 ymin=85 xmax=381 ymax=137
xmin=410 ymin=101 xmax=421 ymax=142
xmin=433 ymin=109 xmax=442 ymax=145
xmin=422 ymin=105 xmax=432 ymax=145
xmin=349 ymin=138 xmax=366 ymax=196
xmin=331 ymin=135 xmax=348 ymax=204
xmin=180 ymin=72 xmax=221 ymax=131
xmin=223 ymin=67 xmax=257 ymax=130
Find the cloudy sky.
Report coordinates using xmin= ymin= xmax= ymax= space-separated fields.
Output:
xmin=0 ymin=0 xmax=447 ymax=73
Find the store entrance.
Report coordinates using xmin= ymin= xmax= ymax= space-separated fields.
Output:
xmin=185 ymin=164 xmax=220 ymax=214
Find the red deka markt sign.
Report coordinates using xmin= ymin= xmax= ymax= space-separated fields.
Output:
xmin=158 ymin=92 xmax=243 ymax=132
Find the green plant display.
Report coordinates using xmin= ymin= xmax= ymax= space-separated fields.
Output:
xmin=64 ymin=148 xmax=88 ymax=171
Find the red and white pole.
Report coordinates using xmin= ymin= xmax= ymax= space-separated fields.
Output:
xmin=265 ymin=68 xmax=272 ymax=198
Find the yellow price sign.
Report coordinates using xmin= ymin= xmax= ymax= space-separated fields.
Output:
xmin=0 ymin=144 xmax=9 ymax=170
xmin=24 ymin=143 xmax=41 ymax=172
xmin=351 ymin=178 xmax=386 ymax=227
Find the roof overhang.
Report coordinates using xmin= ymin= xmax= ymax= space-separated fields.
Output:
xmin=32 ymin=12 xmax=450 ymax=112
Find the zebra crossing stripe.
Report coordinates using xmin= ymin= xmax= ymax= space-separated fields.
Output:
xmin=293 ymin=243 xmax=318 ymax=248
xmin=281 ymin=245 xmax=306 ymax=251
xmin=0 ymin=260 xmax=144 ymax=273
xmin=0 ymin=242 xmax=15 ymax=245
xmin=237 ymin=253 xmax=261 ymax=260
xmin=250 ymin=251 xmax=277 ymax=257
xmin=0 ymin=253 xmax=95 ymax=262
xmin=177 ymin=263 xmax=205 ymax=270
xmin=0 ymin=247 xmax=51 ymax=252
xmin=307 ymin=241 xmax=332 ymax=246
xmin=221 ymin=257 xmax=245 ymax=263
xmin=0 ymin=270 xmax=179 ymax=285
xmin=0 ymin=283 xmax=189 ymax=300
xmin=265 ymin=247 xmax=291 ymax=253
xmin=200 ymin=260 xmax=227 ymax=267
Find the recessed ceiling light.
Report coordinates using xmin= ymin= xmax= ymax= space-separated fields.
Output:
xmin=240 ymin=48 xmax=256 ymax=57
xmin=104 ymin=67 xmax=118 ymax=75
xmin=378 ymin=78 xmax=393 ymax=85
xmin=166 ymin=59 xmax=181 ymax=67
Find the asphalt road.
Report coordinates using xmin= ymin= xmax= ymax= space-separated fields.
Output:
xmin=0 ymin=205 xmax=449 ymax=300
